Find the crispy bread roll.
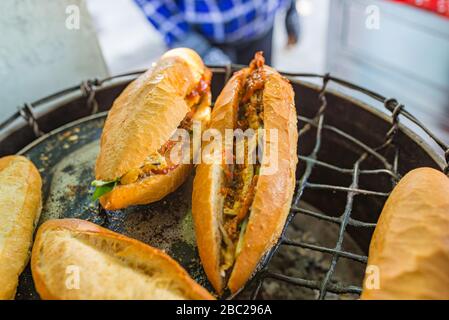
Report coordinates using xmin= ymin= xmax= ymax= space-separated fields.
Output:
xmin=0 ymin=156 xmax=42 ymax=300
xmin=31 ymin=219 xmax=214 ymax=300
xmin=361 ymin=168 xmax=449 ymax=300
xmin=95 ymin=48 xmax=211 ymax=210
xmin=192 ymin=53 xmax=298 ymax=294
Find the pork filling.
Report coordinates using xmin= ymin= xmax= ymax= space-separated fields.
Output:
xmin=219 ymin=52 xmax=266 ymax=276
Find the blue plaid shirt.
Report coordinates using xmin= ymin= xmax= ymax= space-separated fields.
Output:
xmin=134 ymin=0 xmax=287 ymax=46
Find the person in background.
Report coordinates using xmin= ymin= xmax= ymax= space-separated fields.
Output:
xmin=134 ymin=0 xmax=300 ymax=65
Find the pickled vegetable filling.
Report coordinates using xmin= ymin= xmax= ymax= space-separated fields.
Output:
xmin=219 ymin=52 xmax=266 ymax=276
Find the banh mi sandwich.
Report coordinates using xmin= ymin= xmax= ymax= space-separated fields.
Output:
xmin=31 ymin=219 xmax=214 ymax=300
xmin=0 ymin=156 xmax=42 ymax=300
xmin=192 ymin=52 xmax=298 ymax=294
xmin=361 ymin=168 xmax=449 ymax=300
xmin=93 ymin=48 xmax=212 ymax=210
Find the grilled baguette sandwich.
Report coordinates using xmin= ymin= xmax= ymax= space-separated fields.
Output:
xmin=31 ymin=219 xmax=214 ymax=300
xmin=94 ymin=48 xmax=212 ymax=210
xmin=0 ymin=155 xmax=42 ymax=300
xmin=192 ymin=52 xmax=298 ymax=294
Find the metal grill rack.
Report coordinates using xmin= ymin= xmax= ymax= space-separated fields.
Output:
xmin=243 ymin=70 xmax=449 ymax=300
xmin=1 ymin=65 xmax=449 ymax=300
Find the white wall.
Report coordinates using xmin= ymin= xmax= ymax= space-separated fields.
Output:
xmin=327 ymin=0 xmax=449 ymax=142
xmin=86 ymin=0 xmax=165 ymax=75
xmin=0 ymin=0 xmax=108 ymax=121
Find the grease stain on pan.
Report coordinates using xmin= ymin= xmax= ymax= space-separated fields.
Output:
xmin=42 ymin=140 xmax=100 ymax=223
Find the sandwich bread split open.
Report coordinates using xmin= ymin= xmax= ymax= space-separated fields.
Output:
xmin=192 ymin=52 xmax=299 ymax=294
xmin=94 ymin=48 xmax=212 ymax=210
xmin=31 ymin=219 xmax=214 ymax=300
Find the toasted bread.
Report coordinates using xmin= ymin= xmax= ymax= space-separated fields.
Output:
xmin=31 ymin=219 xmax=214 ymax=300
xmin=0 ymin=156 xmax=42 ymax=300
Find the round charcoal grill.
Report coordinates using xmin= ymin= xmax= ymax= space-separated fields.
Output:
xmin=1 ymin=66 xmax=448 ymax=300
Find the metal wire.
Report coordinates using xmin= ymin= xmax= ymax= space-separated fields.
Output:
xmin=2 ymin=64 xmax=449 ymax=300
xmin=17 ymin=103 xmax=44 ymax=137
xmin=80 ymin=79 xmax=100 ymax=115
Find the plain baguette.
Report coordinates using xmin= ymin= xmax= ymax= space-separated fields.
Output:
xmin=31 ymin=219 xmax=214 ymax=300
xmin=361 ymin=167 xmax=449 ymax=299
xmin=0 ymin=155 xmax=42 ymax=300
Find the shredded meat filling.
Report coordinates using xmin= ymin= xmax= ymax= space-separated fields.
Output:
xmin=219 ymin=52 xmax=266 ymax=274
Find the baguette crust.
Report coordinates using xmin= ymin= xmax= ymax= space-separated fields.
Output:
xmin=361 ymin=168 xmax=449 ymax=300
xmin=192 ymin=65 xmax=298 ymax=294
xmin=207 ymin=70 xmax=246 ymax=134
xmin=192 ymin=163 xmax=225 ymax=293
xmin=0 ymin=156 xmax=42 ymax=300
xmin=31 ymin=219 xmax=214 ymax=300
xmin=95 ymin=48 xmax=207 ymax=181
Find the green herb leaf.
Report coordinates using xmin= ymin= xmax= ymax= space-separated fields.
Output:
xmin=91 ymin=179 xmax=118 ymax=201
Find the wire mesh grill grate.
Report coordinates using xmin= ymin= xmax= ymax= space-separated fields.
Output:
xmin=244 ymin=73 xmax=394 ymax=299
xmin=2 ymin=64 xmax=448 ymax=300
xmin=243 ymin=69 xmax=448 ymax=300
